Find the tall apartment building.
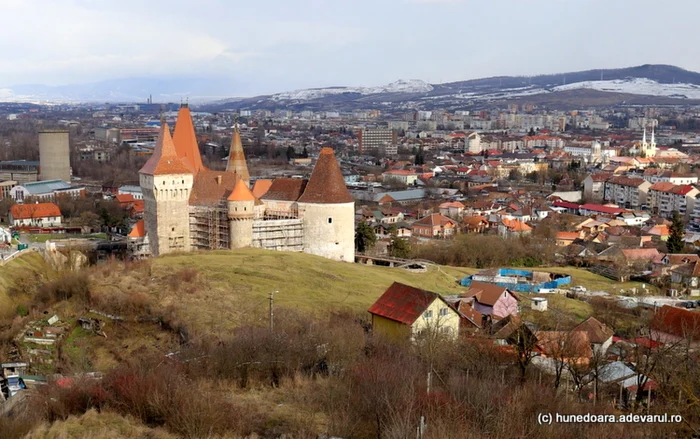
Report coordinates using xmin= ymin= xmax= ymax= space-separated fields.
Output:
xmin=358 ymin=128 xmax=397 ymax=156
xmin=603 ymin=176 xmax=651 ymax=209
xmin=648 ymin=182 xmax=699 ymax=219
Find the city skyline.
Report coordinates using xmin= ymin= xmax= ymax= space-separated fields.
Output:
xmin=2 ymin=0 xmax=700 ymax=96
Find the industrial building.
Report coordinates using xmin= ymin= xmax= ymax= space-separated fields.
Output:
xmin=0 ymin=160 xmax=39 ymax=184
xmin=38 ymin=130 xmax=71 ymax=182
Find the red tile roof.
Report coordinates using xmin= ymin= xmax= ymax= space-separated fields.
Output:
xmin=572 ymin=317 xmax=613 ymax=344
xmin=368 ymin=282 xmax=440 ymax=325
xmin=252 ymin=179 xmax=273 ymax=199
xmin=651 ymin=305 xmax=700 ymax=341
xmin=172 ymin=105 xmax=204 ymax=174
xmin=228 ymin=178 xmax=255 ymax=202
xmin=413 ymin=213 xmax=457 ymax=227
xmin=262 ymin=178 xmax=308 ymax=201
xmin=128 ymin=219 xmax=146 ymax=238
xmin=139 ymin=122 xmax=193 ymax=176
xmin=579 ymin=204 xmax=626 ymax=215
xmin=298 ymin=148 xmax=354 ymax=204
xmin=10 ymin=202 xmax=61 ymax=220
xmin=606 ymin=175 xmax=647 ymax=187
xmin=501 ymin=218 xmax=532 ymax=232
xmin=463 ymin=281 xmax=518 ymax=307
xmin=115 ymin=193 xmax=135 ymax=204
xmin=189 ymin=170 xmax=238 ymax=206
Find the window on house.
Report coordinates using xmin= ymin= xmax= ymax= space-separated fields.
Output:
xmin=439 ymin=308 xmax=448 ymax=317
xmin=423 ymin=310 xmax=433 ymax=319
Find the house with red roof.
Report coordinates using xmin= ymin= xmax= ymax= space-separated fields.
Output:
xmin=462 ymin=281 xmax=519 ymax=320
xmin=497 ymin=218 xmax=532 ymax=239
xmin=412 ymin=213 xmax=457 ymax=239
xmin=368 ymin=282 xmax=464 ymax=340
xmin=9 ymin=203 xmax=62 ymax=227
xmin=650 ymin=305 xmax=700 ymax=347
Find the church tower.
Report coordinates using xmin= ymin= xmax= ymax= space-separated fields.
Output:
xmin=226 ymin=125 xmax=250 ymax=187
xmin=227 ymin=178 xmax=255 ymax=248
xmin=139 ymin=121 xmax=193 ymax=256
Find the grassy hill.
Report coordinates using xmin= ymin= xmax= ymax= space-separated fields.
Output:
xmin=0 ymin=251 xmax=52 ymax=319
xmin=90 ymin=249 xmax=476 ymax=335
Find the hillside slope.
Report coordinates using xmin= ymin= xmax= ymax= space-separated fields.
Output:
xmin=90 ymin=249 xmax=475 ymax=334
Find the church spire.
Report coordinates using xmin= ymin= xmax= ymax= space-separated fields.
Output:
xmin=226 ymin=124 xmax=250 ymax=186
xmin=651 ymin=125 xmax=655 ymax=145
xmin=642 ymin=126 xmax=647 ymax=145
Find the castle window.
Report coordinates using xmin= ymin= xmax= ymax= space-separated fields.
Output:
xmin=328 ymin=218 xmax=333 ymax=224
xmin=171 ymin=227 xmax=175 ymax=232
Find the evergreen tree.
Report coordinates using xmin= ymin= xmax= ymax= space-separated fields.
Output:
xmin=286 ymin=145 xmax=295 ymax=161
xmin=389 ymin=233 xmax=411 ymax=258
xmin=302 ymin=146 xmax=309 ymax=158
xmin=667 ymin=211 xmax=685 ymax=254
xmin=355 ymin=222 xmax=377 ymax=253
xmin=415 ymin=145 xmax=425 ymax=165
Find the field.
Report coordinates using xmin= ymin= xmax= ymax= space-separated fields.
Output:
xmin=27 ymin=233 xmax=108 ymax=243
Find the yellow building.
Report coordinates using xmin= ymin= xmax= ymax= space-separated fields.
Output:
xmin=368 ymin=282 xmax=464 ymax=341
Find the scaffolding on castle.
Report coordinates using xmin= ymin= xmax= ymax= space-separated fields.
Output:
xmin=263 ymin=208 xmax=300 ymax=220
xmin=252 ymin=218 xmax=304 ymax=252
xmin=189 ymin=204 xmax=230 ymax=250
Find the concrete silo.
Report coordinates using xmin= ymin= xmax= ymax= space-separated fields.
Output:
xmin=39 ymin=130 xmax=70 ymax=182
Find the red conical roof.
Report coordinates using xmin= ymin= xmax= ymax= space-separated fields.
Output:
xmin=172 ymin=104 xmax=205 ymax=174
xmin=226 ymin=126 xmax=250 ymax=182
xmin=139 ymin=122 xmax=192 ymax=176
xmin=228 ymin=177 xmax=255 ymax=202
xmin=297 ymin=147 xmax=354 ymax=204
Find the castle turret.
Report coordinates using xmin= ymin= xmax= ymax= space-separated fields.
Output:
xmin=139 ymin=121 xmax=194 ymax=256
xmin=227 ymin=177 xmax=255 ymax=248
xmin=226 ymin=125 xmax=250 ymax=186
xmin=296 ymin=147 xmax=355 ymax=262
xmin=172 ymin=103 xmax=205 ymax=174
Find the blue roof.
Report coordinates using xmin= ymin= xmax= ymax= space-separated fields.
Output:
xmin=19 ymin=180 xmax=71 ymax=195
xmin=372 ymin=189 xmax=424 ymax=202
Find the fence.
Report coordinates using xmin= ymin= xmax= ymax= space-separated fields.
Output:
xmin=0 ymin=248 xmax=35 ymax=266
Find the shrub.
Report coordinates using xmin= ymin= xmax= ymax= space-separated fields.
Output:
xmin=16 ymin=304 xmax=29 ymax=317
xmin=37 ymin=272 xmax=91 ymax=305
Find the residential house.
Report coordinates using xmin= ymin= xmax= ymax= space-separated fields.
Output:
xmin=412 ymin=213 xmax=457 ymax=239
xmin=556 ymin=231 xmax=582 ymax=247
xmin=498 ymin=218 xmax=532 ymax=238
xmin=368 ymin=282 xmax=463 ymax=340
xmin=670 ymin=261 xmax=700 ymax=296
xmin=462 ymin=281 xmax=519 ymax=320
xmin=439 ymin=201 xmax=465 ymax=219
xmin=572 ymin=317 xmax=614 ymax=356
xmin=535 ymin=331 xmax=592 ymax=366
xmin=656 ymin=253 xmax=700 ymax=277
xmin=647 ymin=182 xmax=699 ymax=219
xmin=644 ymin=224 xmax=670 ymax=241
xmin=462 ymin=215 xmax=489 ymax=233
xmin=603 ymin=176 xmax=651 ymax=209
xmin=9 ymin=203 xmax=62 ymax=227
xmin=578 ymin=203 xmax=627 ymax=217
xmin=650 ymin=305 xmax=700 ymax=347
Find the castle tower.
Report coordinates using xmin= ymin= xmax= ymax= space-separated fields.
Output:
xmin=296 ymin=148 xmax=355 ymax=262
xmin=227 ymin=177 xmax=255 ymax=248
xmin=139 ymin=121 xmax=194 ymax=256
xmin=226 ymin=125 xmax=250 ymax=186
xmin=172 ymin=103 xmax=205 ymax=174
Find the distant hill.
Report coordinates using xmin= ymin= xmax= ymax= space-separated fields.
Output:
xmin=3 ymin=64 xmax=700 ymax=109
xmin=206 ymin=64 xmax=700 ymax=111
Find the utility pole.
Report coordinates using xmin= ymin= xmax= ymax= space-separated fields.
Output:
xmin=269 ymin=290 xmax=277 ymax=331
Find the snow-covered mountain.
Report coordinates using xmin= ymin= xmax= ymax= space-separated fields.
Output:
xmin=271 ymin=79 xmax=433 ymax=101
xmin=552 ymin=78 xmax=700 ymax=99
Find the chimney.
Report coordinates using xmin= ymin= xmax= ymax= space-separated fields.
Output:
xmin=216 ymin=175 xmax=222 ymax=185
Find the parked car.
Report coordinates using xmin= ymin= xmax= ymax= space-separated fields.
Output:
xmin=571 ymin=286 xmax=587 ymax=293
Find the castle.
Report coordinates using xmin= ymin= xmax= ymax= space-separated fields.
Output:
xmin=129 ymin=105 xmax=355 ymax=262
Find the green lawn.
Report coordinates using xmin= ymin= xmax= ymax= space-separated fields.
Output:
xmin=541 ymin=266 xmax=656 ymax=295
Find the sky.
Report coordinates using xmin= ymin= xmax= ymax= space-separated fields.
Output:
xmin=2 ymin=0 xmax=700 ymax=97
